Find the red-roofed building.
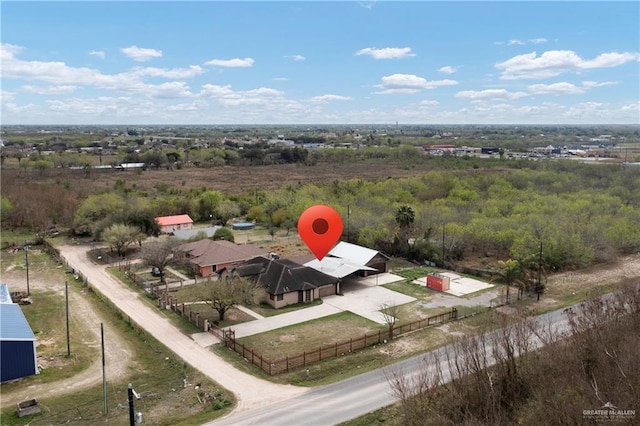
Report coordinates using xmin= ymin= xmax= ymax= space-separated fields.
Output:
xmin=155 ymin=215 xmax=194 ymax=234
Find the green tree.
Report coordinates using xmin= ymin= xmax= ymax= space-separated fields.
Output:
xmin=31 ymin=159 xmax=54 ymax=176
xmin=196 ymin=190 xmax=222 ymax=222
xmin=1 ymin=196 xmax=14 ymax=223
xmin=102 ymin=223 xmax=142 ymax=257
xmin=216 ymin=200 xmax=240 ymax=226
xmin=73 ymin=193 xmax=127 ymax=236
xmin=213 ymin=227 xmax=235 ymax=243
xmin=203 ymin=276 xmax=264 ymax=322
xmin=493 ymin=259 xmax=526 ymax=303
xmin=270 ymin=207 xmax=288 ymax=228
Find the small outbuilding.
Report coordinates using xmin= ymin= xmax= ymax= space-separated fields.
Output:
xmin=155 ymin=214 xmax=194 ymax=234
xmin=0 ymin=284 xmax=38 ymax=382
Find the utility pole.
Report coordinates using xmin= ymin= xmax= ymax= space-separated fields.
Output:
xmin=537 ymin=241 xmax=543 ymax=301
xmin=24 ymin=244 xmax=30 ymax=296
xmin=347 ymin=204 xmax=350 ymax=243
xmin=128 ymin=383 xmax=135 ymax=426
xmin=65 ymin=281 xmax=70 ymax=356
xmin=102 ymin=323 xmax=107 ymax=415
xmin=441 ymin=222 xmax=446 ymax=267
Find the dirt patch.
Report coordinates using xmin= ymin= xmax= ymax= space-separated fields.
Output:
xmin=379 ymin=337 xmax=422 ymax=357
xmin=547 ymin=253 xmax=640 ymax=293
xmin=280 ymin=334 xmax=297 ymax=343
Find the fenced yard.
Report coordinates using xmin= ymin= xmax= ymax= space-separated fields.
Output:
xmin=103 ymin=252 xmax=499 ymax=376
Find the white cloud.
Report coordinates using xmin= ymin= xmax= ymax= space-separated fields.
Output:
xmin=375 ymin=73 xmax=457 ymax=94
xmin=495 ymin=38 xmax=548 ymax=46
xmin=0 ymin=90 xmax=16 ymax=102
xmin=309 ymin=94 xmax=352 ymax=103
xmin=89 ymin=50 xmax=105 ymax=59
xmin=529 ymin=38 xmax=548 ymax=44
xmin=121 ymin=45 xmax=162 ymax=62
xmin=0 ymin=43 xmax=23 ymax=60
xmin=286 ymin=55 xmax=305 ymax=61
xmin=2 ymin=45 xmax=200 ymax=98
xmin=148 ymin=82 xmax=193 ymax=98
xmin=419 ymin=100 xmax=440 ymax=107
xmin=621 ymin=102 xmax=640 ymax=111
xmin=204 ymin=57 xmax=254 ymax=67
xmin=438 ymin=66 xmax=458 ymax=74
xmin=455 ymin=89 xmax=528 ymax=100
xmin=166 ymin=101 xmax=208 ymax=112
xmin=356 ymin=47 xmax=416 ymax=59
xmin=273 ymin=77 xmax=288 ymax=81
xmin=528 ymin=82 xmax=585 ymax=95
xmin=199 ymin=84 xmax=291 ymax=107
xmin=581 ymin=80 xmax=619 ymax=88
xmin=129 ymin=65 xmax=205 ymax=79
xmin=358 ymin=1 xmax=376 ymax=9
xmin=496 ymin=50 xmax=640 ymax=79
xmin=21 ymin=85 xmax=78 ymax=95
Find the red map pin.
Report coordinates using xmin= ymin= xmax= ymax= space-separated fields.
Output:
xmin=298 ymin=205 xmax=343 ymax=260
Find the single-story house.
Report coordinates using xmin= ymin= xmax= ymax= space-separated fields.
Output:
xmin=220 ymin=257 xmax=338 ymax=309
xmin=156 ymin=214 xmax=194 ymax=234
xmin=0 ymin=284 xmax=38 ymax=382
xmin=173 ymin=239 xmax=268 ymax=277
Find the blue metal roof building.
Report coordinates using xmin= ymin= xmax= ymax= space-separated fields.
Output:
xmin=0 ymin=284 xmax=38 ymax=382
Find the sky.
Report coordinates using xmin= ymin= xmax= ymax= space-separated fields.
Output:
xmin=1 ymin=1 xmax=639 ymax=125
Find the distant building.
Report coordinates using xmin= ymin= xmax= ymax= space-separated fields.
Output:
xmin=155 ymin=214 xmax=194 ymax=234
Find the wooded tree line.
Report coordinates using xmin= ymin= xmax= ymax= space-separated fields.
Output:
xmin=386 ymin=284 xmax=639 ymax=425
xmin=2 ymin=159 xmax=638 ymax=273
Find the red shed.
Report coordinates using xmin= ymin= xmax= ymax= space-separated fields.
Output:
xmin=426 ymin=273 xmax=450 ymax=292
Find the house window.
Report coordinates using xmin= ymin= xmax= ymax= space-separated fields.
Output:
xmin=277 ymin=294 xmax=284 ymax=301
xmin=305 ymin=289 xmax=312 ymax=302
xmin=269 ymin=294 xmax=274 ymax=301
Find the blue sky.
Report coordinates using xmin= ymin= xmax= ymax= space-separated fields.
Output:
xmin=1 ymin=1 xmax=639 ymax=125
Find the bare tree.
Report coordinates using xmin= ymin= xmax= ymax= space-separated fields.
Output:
xmin=202 ymin=276 xmax=264 ymax=322
xmin=139 ymin=238 xmax=179 ymax=283
xmin=380 ymin=302 xmax=403 ymax=341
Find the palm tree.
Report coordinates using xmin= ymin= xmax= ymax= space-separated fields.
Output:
xmin=494 ymin=259 xmax=526 ymax=304
xmin=395 ymin=205 xmax=416 ymax=250
xmin=395 ymin=205 xmax=415 ymax=230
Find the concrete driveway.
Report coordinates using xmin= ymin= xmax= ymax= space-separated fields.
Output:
xmin=228 ymin=273 xmax=414 ymax=338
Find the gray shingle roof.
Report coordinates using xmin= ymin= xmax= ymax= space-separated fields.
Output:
xmin=241 ymin=257 xmax=337 ymax=296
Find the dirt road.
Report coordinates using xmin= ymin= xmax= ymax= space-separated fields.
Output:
xmin=56 ymin=244 xmax=305 ymax=411
xmin=1 ymin=260 xmax=133 ymax=406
